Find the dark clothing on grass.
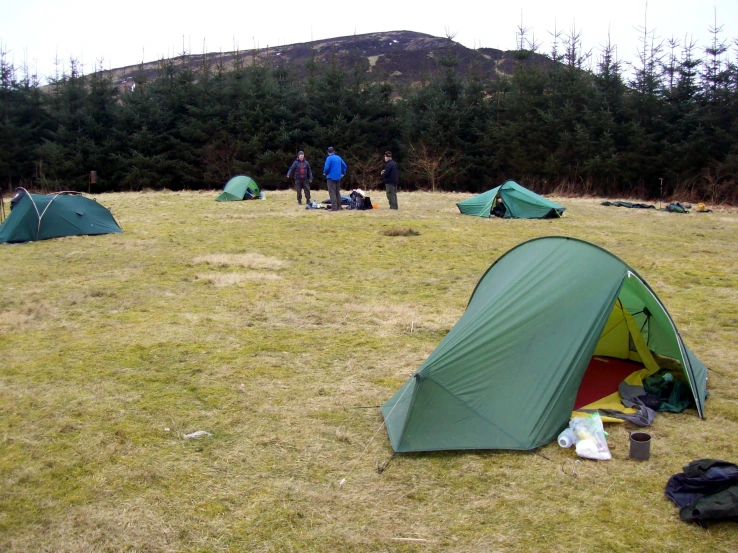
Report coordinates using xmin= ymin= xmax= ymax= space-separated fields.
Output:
xmin=666 ymin=459 xmax=738 ymax=527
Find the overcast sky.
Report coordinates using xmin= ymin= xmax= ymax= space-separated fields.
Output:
xmin=2 ymin=0 xmax=736 ymax=83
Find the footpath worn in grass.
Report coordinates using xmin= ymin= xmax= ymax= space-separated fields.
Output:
xmin=1 ymin=190 xmax=737 ymax=552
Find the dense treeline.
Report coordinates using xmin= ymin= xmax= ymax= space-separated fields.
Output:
xmin=1 ymin=28 xmax=737 ymax=202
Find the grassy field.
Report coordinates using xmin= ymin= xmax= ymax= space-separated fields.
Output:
xmin=1 ymin=189 xmax=737 ymax=552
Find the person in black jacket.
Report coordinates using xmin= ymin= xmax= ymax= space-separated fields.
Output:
xmin=286 ymin=151 xmax=313 ymax=205
xmin=491 ymin=197 xmax=507 ymax=218
xmin=381 ymin=151 xmax=399 ymax=210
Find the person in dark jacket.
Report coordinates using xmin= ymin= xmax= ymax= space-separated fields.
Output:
xmin=381 ymin=151 xmax=399 ymax=210
xmin=286 ymin=151 xmax=313 ymax=205
xmin=491 ymin=196 xmax=506 ymax=218
xmin=323 ymin=146 xmax=347 ymax=211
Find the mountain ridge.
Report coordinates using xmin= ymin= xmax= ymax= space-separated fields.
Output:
xmin=100 ymin=30 xmax=552 ymax=89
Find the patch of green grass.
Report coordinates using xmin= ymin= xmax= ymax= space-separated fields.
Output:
xmin=1 ymin=190 xmax=737 ymax=551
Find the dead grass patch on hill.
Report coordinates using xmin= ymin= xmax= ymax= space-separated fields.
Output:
xmin=195 ymin=271 xmax=281 ymax=286
xmin=193 ymin=252 xmax=287 ymax=270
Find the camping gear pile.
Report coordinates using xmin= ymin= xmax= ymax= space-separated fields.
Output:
xmin=601 ymin=200 xmax=712 ymax=214
xmin=382 ymin=236 xmax=707 ymax=454
xmin=0 ymin=189 xmax=122 ymax=244
xmin=348 ymin=189 xmax=373 ymax=210
xmin=558 ymin=412 xmax=612 ymax=460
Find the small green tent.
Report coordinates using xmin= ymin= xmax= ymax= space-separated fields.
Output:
xmin=216 ymin=175 xmax=260 ymax=202
xmin=0 ymin=190 xmax=122 ymax=244
xmin=457 ymin=180 xmax=565 ymax=219
xmin=382 ymin=236 xmax=707 ymax=453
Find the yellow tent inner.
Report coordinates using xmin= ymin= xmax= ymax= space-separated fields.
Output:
xmin=572 ymin=299 xmax=662 ymax=421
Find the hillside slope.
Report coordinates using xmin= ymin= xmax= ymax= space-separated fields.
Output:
xmin=103 ymin=30 xmax=552 ymax=88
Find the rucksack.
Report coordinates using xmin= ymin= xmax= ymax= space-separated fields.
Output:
xmin=666 ymin=202 xmax=689 ymax=213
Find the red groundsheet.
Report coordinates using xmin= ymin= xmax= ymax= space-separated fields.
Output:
xmin=573 ymin=357 xmax=643 ymax=410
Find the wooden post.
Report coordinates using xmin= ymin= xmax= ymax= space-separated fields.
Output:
xmin=89 ymin=171 xmax=97 ymax=193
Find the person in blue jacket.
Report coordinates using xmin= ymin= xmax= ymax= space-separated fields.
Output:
xmin=323 ymin=146 xmax=347 ymax=211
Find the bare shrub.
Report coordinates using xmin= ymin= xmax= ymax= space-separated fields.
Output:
xmin=405 ymin=143 xmax=459 ymax=191
xmin=345 ymin=154 xmax=384 ymax=191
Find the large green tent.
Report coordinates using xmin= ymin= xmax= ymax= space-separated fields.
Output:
xmin=216 ymin=175 xmax=260 ymax=202
xmin=382 ymin=236 xmax=707 ymax=453
xmin=457 ymin=180 xmax=565 ymax=219
xmin=0 ymin=190 xmax=122 ymax=244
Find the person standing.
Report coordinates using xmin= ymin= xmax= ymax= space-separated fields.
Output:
xmin=381 ymin=150 xmax=399 ymax=210
xmin=323 ymin=146 xmax=347 ymax=211
xmin=286 ymin=151 xmax=313 ymax=205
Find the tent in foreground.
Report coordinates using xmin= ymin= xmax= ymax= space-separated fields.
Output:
xmin=457 ymin=180 xmax=565 ymax=219
xmin=382 ymin=236 xmax=708 ymax=453
xmin=216 ymin=175 xmax=260 ymax=202
xmin=0 ymin=189 xmax=122 ymax=244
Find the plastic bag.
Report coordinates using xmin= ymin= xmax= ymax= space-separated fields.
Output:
xmin=569 ymin=412 xmax=611 ymax=461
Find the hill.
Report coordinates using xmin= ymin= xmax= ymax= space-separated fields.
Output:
xmin=102 ymin=30 xmax=553 ymax=89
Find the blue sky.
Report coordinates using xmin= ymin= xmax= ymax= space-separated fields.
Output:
xmin=1 ymin=0 xmax=736 ymax=82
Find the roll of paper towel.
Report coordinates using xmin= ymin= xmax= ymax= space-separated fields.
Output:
xmin=558 ymin=428 xmax=576 ymax=448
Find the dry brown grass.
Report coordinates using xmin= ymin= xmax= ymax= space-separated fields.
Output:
xmin=193 ymin=252 xmax=288 ymax=270
xmin=1 ymin=189 xmax=737 ymax=552
xmin=195 ymin=272 xmax=282 ymax=286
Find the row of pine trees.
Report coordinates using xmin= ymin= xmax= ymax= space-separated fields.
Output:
xmin=1 ymin=27 xmax=737 ymax=202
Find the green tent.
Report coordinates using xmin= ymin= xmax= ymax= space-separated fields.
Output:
xmin=382 ymin=236 xmax=707 ymax=453
xmin=0 ymin=190 xmax=122 ymax=244
xmin=457 ymin=180 xmax=565 ymax=219
xmin=216 ymin=175 xmax=260 ymax=202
